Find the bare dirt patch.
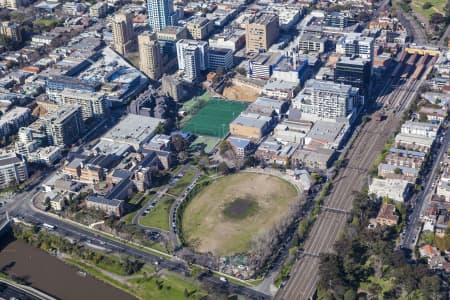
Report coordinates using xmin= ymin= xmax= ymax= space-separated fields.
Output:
xmin=222 ymin=84 xmax=259 ymax=102
xmin=181 ymin=173 xmax=299 ymax=256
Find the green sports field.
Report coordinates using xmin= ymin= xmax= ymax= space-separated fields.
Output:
xmin=181 ymin=100 xmax=248 ymax=138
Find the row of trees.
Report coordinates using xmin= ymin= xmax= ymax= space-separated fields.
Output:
xmin=249 ymin=199 xmax=303 ymax=274
xmin=13 ymin=225 xmax=144 ymax=276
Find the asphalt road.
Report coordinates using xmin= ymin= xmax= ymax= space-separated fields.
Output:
xmin=276 ymin=63 xmax=426 ymax=300
xmin=394 ymin=5 xmax=427 ymax=45
xmin=5 ymin=186 xmax=270 ymax=300
xmin=402 ymin=125 xmax=450 ymax=249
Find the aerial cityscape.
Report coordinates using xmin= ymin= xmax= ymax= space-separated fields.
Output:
xmin=0 ymin=0 xmax=448 ymax=299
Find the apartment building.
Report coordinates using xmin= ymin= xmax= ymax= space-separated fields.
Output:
xmin=0 ymin=153 xmax=28 ymax=189
xmin=176 ymin=39 xmax=208 ymax=71
xmin=147 ymin=0 xmax=177 ymax=32
xmin=138 ymin=32 xmax=163 ymax=80
xmin=42 ymin=105 xmax=84 ymax=147
xmin=112 ymin=13 xmax=135 ymax=55
xmin=90 ymin=2 xmax=108 ymax=18
xmin=336 ymin=33 xmax=374 ymax=61
xmin=0 ymin=22 xmax=22 ymax=42
xmin=293 ymin=79 xmax=360 ymax=122
xmin=60 ymin=89 xmax=107 ymax=122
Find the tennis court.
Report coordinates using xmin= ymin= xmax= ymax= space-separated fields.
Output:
xmin=182 ymin=100 xmax=248 ymax=138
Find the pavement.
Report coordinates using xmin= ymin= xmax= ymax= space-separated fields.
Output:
xmin=401 ymin=125 xmax=450 ymax=249
xmin=168 ymin=167 xmax=202 ymax=249
xmin=393 ymin=4 xmax=427 ymax=45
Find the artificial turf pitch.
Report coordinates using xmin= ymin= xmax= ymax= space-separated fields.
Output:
xmin=182 ymin=100 xmax=248 ymax=138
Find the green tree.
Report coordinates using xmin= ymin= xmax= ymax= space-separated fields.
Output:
xmin=420 ymin=275 xmax=442 ymax=300
xmin=344 ymin=289 xmax=356 ymax=300
xmin=218 ymin=140 xmax=230 ymax=155
xmin=44 ymin=197 xmax=51 ymax=211
xmin=422 ymin=2 xmax=432 ymax=9
xmin=172 ymin=134 xmax=188 ymax=153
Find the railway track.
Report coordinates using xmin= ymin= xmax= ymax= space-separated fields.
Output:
xmin=275 ymin=63 xmax=429 ymax=300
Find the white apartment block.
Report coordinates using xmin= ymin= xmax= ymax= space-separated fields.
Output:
xmin=0 ymin=153 xmax=28 ymax=188
xmin=176 ymin=39 xmax=208 ymax=71
xmin=293 ymin=79 xmax=360 ymax=122
xmin=336 ymin=33 xmax=374 ymax=61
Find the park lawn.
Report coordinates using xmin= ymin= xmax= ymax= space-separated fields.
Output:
xmin=139 ymin=195 xmax=174 ymax=231
xmin=167 ymin=169 xmax=196 ymax=196
xmin=122 ymin=193 xmax=155 ymax=225
xmin=182 ymin=173 xmax=299 ymax=256
xmin=128 ymin=274 xmax=206 ymax=300
xmin=411 ymin=0 xmax=446 ymax=19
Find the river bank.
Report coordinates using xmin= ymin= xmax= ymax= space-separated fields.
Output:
xmin=0 ymin=234 xmax=137 ymax=300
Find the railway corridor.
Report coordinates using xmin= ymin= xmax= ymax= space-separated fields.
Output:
xmin=275 ymin=54 xmax=434 ymax=300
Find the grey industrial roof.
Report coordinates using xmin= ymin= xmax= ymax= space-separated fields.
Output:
xmin=87 ymin=196 xmax=123 ymax=207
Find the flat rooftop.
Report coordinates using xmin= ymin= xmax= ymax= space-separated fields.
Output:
xmin=307 ymin=120 xmax=345 ymax=143
xmin=101 ymin=114 xmax=164 ymax=149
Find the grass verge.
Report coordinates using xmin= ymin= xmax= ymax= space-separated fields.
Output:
xmin=167 ymin=170 xmax=196 ymax=196
xmin=139 ymin=195 xmax=174 ymax=231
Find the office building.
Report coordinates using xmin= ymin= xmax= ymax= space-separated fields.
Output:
xmin=208 ymin=47 xmax=233 ymax=71
xmin=334 ymin=57 xmax=371 ymax=94
xmin=298 ymin=33 xmax=327 ymax=53
xmin=186 ymin=17 xmax=213 ymax=40
xmin=176 ymin=39 xmax=208 ymax=71
xmin=248 ymin=53 xmax=282 ymax=79
xmin=147 ymin=0 xmax=176 ymax=32
xmin=60 ymin=89 xmax=107 ymax=121
xmin=0 ymin=153 xmax=28 ymax=189
xmin=0 ymin=22 xmax=22 ymax=42
xmin=272 ymin=55 xmax=308 ymax=84
xmin=336 ymin=33 xmax=374 ymax=61
xmin=245 ymin=13 xmax=279 ymax=53
xmin=112 ymin=13 xmax=135 ymax=55
xmin=324 ymin=12 xmax=355 ymax=29
xmin=42 ymin=105 xmax=84 ymax=147
xmin=90 ymin=2 xmax=108 ymax=18
xmin=156 ymin=26 xmax=188 ymax=57
xmin=209 ymin=28 xmax=245 ymax=53
xmin=138 ymin=32 xmax=163 ymax=80
xmin=293 ymin=79 xmax=360 ymax=122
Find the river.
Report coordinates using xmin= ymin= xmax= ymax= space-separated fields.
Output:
xmin=0 ymin=234 xmax=137 ymax=300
